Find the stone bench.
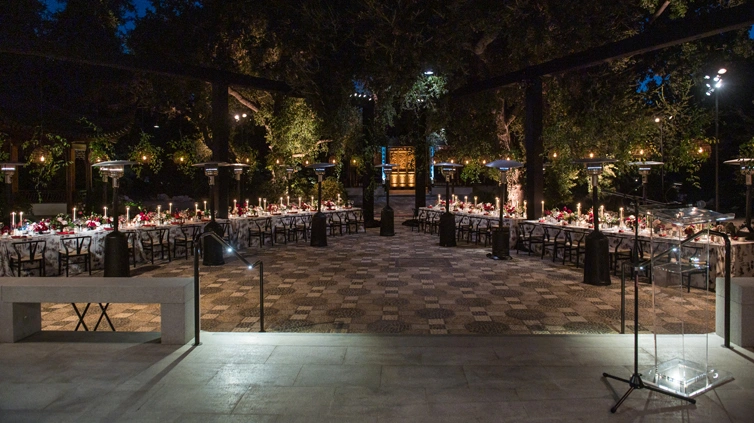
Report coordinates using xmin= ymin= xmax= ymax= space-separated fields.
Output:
xmin=716 ymin=277 xmax=754 ymax=348
xmin=0 ymin=277 xmax=194 ymax=345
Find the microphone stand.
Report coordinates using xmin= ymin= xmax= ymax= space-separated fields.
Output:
xmin=600 ymin=190 xmax=696 ymax=412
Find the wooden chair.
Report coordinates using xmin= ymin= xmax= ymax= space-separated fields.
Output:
xmin=9 ymin=240 xmax=46 ymax=276
xmin=327 ymin=212 xmax=347 ymax=236
xmin=606 ymin=234 xmax=633 ymax=275
xmin=561 ymin=230 xmax=586 ymax=267
xmin=174 ymin=225 xmax=202 ymax=260
xmin=58 ymin=236 xmax=92 ymax=276
xmin=141 ymin=228 xmax=171 ymax=264
xmin=541 ymin=226 xmax=562 ymax=261
xmin=346 ymin=209 xmax=364 ymax=234
xmin=218 ymin=221 xmax=232 ymax=245
xmin=248 ymin=217 xmax=274 ymax=247
xmin=518 ymin=222 xmax=542 ymax=255
xmin=456 ymin=215 xmax=473 ymax=243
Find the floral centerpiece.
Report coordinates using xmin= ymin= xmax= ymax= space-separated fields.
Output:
xmin=86 ymin=213 xmax=111 ymax=230
xmin=133 ymin=211 xmax=155 ymax=225
xmin=323 ymin=200 xmax=336 ymax=210
xmin=32 ymin=219 xmax=50 ymax=233
xmin=52 ymin=214 xmax=75 ymax=231
xmin=267 ymin=203 xmax=279 ymax=213
xmin=482 ymin=202 xmax=494 ymax=212
xmin=504 ymin=204 xmax=517 ymax=217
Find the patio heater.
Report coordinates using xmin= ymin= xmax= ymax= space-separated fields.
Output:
xmin=92 ymin=160 xmax=136 ymax=277
xmin=628 ymin=161 xmax=663 ymax=202
xmin=230 ymin=163 xmax=250 ymax=209
xmin=376 ymin=164 xmax=397 ymax=236
xmin=574 ymin=157 xmax=616 ymax=286
xmin=194 ymin=162 xmax=229 ymax=265
xmin=434 ymin=162 xmax=462 ymax=247
xmin=306 ymin=162 xmax=334 ymax=247
xmin=485 ymin=159 xmax=523 ymax=260
xmin=1 ymin=162 xmax=24 ymax=227
xmin=724 ymin=158 xmax=754 ymax=240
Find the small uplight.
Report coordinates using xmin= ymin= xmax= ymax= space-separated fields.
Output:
xmin=180 ymin=157 xmax=184 ymax=162
xmin=465 ymin=160 xmax=469 ymax=164
xmin=506 ymin=157 xmax=510 ymax=161
xmin=248 ymin=265 xmax=253 ymax=270
xmin=332 ymin=159 xmax=336 ymax=164
xmin=227 ymin=247 xmax=233 ymax=253
xmin=639 ymin=149 xmax=644 ymax=156
xmin=482 ymin=159 xmax=486 ymax=164
xmin=698 ymin=147 xmax=704 ymax=153
xmin=246 ymin=158 xmax=250 ymax=163
xmin=276 ymin=159 xmax=280 ymax=164
xmin=718 ymin=68 xmax=727 ymax=75
xmin=234 ymin=114 xmax=240 ymax=120
xmin=552 ymin=152 xmax=557 ymax=158
xmin=655 ymin=117 xmax=660 ymax=123
xmin=589 ymin=153 xmax=594 ymax=159
xmin=242 ymin=113 xmax=247 ymax=118
xmin=142 ymin=155 xmax=147 ymax=161
xmin=450 ymin=159 xmax=454 ymax=163
xmin=40 ymin=155 xmax=45 ymax=162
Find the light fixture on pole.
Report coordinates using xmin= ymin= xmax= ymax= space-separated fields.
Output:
xmin=628 ymin=161 xmax=663 ymax=202
xmin=574 ymin=157 xmax=616 ymax=286
xmin=92 ymin=160 xmax=136 ymax=277
xmin=229 ymin=163 xmax=250 ymax=209
xmin=306 ymin=162 xmax=335 ymax=247
xmin=485 ymin=159 xmax=523 ymax=260
xmin=285 ymin=166 xmax=295 ymax=195
xmin=376 ymin=164 xmax=397 ymax=236
xmin=194 ymin=162 xmax=229 ymax=265
xmin=1 ymin=162 xmax=24 ymax=227
xmin=434 ymin=162 xmax=463 ymax=247
xmin=724 ymin=158 xmax=754 ymax=240
xmin=705 ymin=68 xmax=726 ymax=211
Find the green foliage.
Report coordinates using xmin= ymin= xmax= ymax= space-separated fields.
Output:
xmin=21 ymin=131 xmax=70 ymax=203
xmin=314 ymin=177 xmax=347 ymax=202
xmin=402 ymin=75 xmax=448 ymax=114
xmin=129 ymin=132 xmax=164 ymax=177
xmin=168 ymin=134 xmax=211 ymax=176
xmin=263 ymin=98 xmax=323 ymax=166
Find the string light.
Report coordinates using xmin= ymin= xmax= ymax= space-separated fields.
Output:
xmin=553 ymin=152 xmax=557 ymax=158
xmin=142 ymin=155 xmax=147 ymax=161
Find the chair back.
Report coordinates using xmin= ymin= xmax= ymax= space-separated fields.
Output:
xmin=254 ymin=217 xmax=272 ymax=232
xmin=12 ymin=239 xmax=46 ymax=260
xmin=61 ymin=236 xmax=92 ymax=254
xmin=218 ymin=221 xmax=231 ymax=238
xmin=141 ymin=228 xmax=167 ymax=245
xmin=180 ymin=225 xmax=202 ymax=240
xmin=125 ymin=231 xmax=138 ymax=248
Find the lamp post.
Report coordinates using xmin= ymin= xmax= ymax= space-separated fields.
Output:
xmin=628 ymin=161 xmax=663 ymax=202
xmin=485 ymin=159 xmax=523 ymax=260
xmin=434 ymin=162 xmax=463 ymax=247
xmin=724 ymin=158 xmax=754 ymax=239
xmin=574 ymin=157 xmax=616 ymax=286
xmin=1 ymin=162 xmax=24 ymax=227
xmin=230 ymin=163 xmax=249 ymax=211
xmin=92 ymin=161 xmax=136 ymax=277
xmin=705 ymin=68 xmax=726 ymax=210
xmin=306 ymin=162 xmax=335 ymax=247
xmin=376 ymin=164 xmax=397 ymax=236
xmin=194 ymin=162 xmax=229 ymax=265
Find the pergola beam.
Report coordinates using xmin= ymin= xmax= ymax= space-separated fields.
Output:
xmin=0 ymin=48 xmax=293 ymax=93
xmin=454 ymin=3 xmax=754 ymax=96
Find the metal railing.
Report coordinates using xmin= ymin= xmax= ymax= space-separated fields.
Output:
xmin=619 ymin=229 xmax=731 ymax=348
xmin=193 ymin=231 xmax=264 ymax=346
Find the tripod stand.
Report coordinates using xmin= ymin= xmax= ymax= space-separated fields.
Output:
xmin=600 ymin=192 xmax=696 ymax=412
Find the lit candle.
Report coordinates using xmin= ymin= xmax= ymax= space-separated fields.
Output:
xmin=104 ymin=207 xmax=108 ymax=218
xmin=280 ymin=197 xmax=283 ymax=206
xmin=474 ymin=196 xmax=478 ymax=206
xmin=523 ymin=200 xmax=527 ymax=217
xmin=337 ymin=193 xmax=341 ymax=203
xmin=11 ymin=212 xmax=15 ymax=228
xmin=258 ymin=197 xmax=262 ymax=208
xmin=203 ymin=201 xmax=207 ymax=212
xmin=169 ymin=202 xmax=172 ymax=216
xmin=311 ymin=195 xmax=314 ymax=206
xmin=287 ymin=195 xmax=290 ymax=206
xmin=620 ymin=207 xmax=624 ymax=226
xmin=464 ymin=196 xmax=468 ymax=204
xmin=195 ymin=202 xmax=199 ymax=215
xmin=263 ymin=199 xmax=267 ymax=209
xmin=438 ymin=194 xmax=441 ymax=204
xmin=496 ymin=197 xmax=500 ymax=210
xmin=72 ymin=207 xmax=76 ymax=220
xmin=246 ymin=199 xmax=249 ymax=209
xmin=577 ymin=203 xmax=581 ymax=218
xmin=126 ymin=206 xmax=130 ymax=224
xmin=233 ymin=199 xmax=237 ymax=212
xmin=19 ymin=212 xmax=23 ymax=226
xmin=156 ymin=206 xmax=160 ymax=221
xmin=298 ymin=197 xmax=301 ymax=207
xmin=600 ymin=205 xmax=604 ymax=220
xmin=541 ymin=200 xmax=545 ymax=216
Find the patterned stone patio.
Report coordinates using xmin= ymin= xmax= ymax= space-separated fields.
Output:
xmin=39 ymin=223 xmax=716 ymax=336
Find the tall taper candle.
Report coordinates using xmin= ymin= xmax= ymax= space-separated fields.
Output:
xmin=203 ymin=201 xmax=207 ymax=212
xmin=169 ymin=202 xmax=172 ymax=216
xmin=541 ymin=201 xmax=545 ymax=216
xmin=104 ymin=207 xmax=108 ymax=218
xmin=11 ymin=212 xmax=15 ymax=228
xmin=126 ymin=206 xmax=130 ymax=224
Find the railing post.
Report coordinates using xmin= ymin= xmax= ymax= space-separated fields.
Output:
xmin=194 ymin=236 xmax=201 ymax=346
xmin=259 ymin=261 xmax=265 ymax=332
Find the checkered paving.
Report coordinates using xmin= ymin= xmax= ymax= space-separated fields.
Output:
xmin=39 ymin=223 xmax=716 ymax=335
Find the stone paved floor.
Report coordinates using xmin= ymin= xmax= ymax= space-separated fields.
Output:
xmin=40 ymin=224 xmax=715 ymax=336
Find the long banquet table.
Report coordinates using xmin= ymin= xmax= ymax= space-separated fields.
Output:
xmin=0 ymin=208 xmax=363 ymax=277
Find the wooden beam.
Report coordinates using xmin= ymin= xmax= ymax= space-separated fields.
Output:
xmin=454 ymin=3 xmax=754 ymax=96
xmin=0 ymin=48 xmax=293 ymax=94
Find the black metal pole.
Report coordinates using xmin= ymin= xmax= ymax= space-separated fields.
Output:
xmin=103 ymin=180 xmax=130 ymax=277
xmin=194 ymin=238 xmax=201 ymax=345
xmin=259 ymin=261 xmax=265 ymax=332
xmin=203 ymin=180 xmax=225 ymax=265
xmin=746 ymin=183 xmax=752 ymax=232
xmin=715 ymin=91 xmax=719 ymax=211
xmin=439 ymin=171 xmax=456 ymax=247
xmin=310 ymin=176 xmax=328 ymax=246
xmin=583 ymin=175 xmax=611 ymax=285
